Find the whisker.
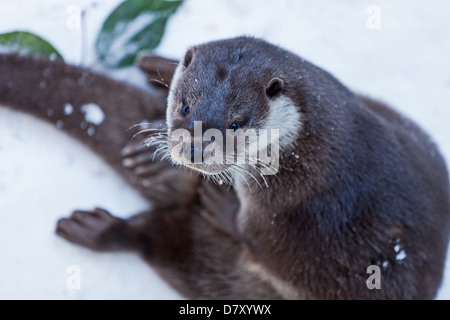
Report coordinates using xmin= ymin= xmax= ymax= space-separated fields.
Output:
xmin=152 ymin=142 xmax=169 ymax=157
xmin=250 ymin=156 xmax=279 ymax=173
xmin=142 ymin=132 xmax=167 ymax=140
xmin=253 ymin=158 xmax=280 ymax=183
xmin=252 ymin=165 xmax=269 ymax=188
xmin=234 ymin=163 xmax=263 ymax=190
xmin=221 ymin=169 xmax=234 ymax=187
xmin=156 ymin=69 xmax=166 ymax=83
xmin=126 ymin=123 xmax=156 ymax=133
xmin=148 ymin=73 xmax=177 ymax=96
xmin=125 ymin=120 xmax=167 ymax=131
xmin=126 ymin=123 xmax=147 ymax=132
xmin=132 ymin=129 xmax=168 ymax=141
xmin=229 ymin=166 xmax=251 ymax=191
xmin=136 ymin=128 xmax=168 ymax=133
xmin=148 ymin=78 xmax=169 ymax=89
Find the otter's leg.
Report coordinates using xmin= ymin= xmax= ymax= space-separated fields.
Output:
xmin=121 ymin=140 xmax=242 ymax=240
xmin=198 ymin=182 xmax=242 ymax=240
xmin=55 ymin=205 xmax=281 ymax=299
xmin=55 ymin=205 xmax=196 ymax=255
xmin=121 ymin=121 xmax=201 ymax=209
xmin=55 ymin=208 xmax=150 ymax=252
xmin=121 ymin=133 xmax=242 ymax=241
xmin=139 ymin=206 xmax=282 ymax=300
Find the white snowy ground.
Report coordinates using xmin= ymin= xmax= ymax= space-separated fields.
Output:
xmin=0 ymin=0 xmax=449 ymax=299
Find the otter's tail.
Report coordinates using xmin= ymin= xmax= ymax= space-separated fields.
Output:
xmin=0 ymin=53 xmax=168 ymax=180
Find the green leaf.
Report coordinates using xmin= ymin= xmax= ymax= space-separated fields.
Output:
xmin=96 ymin=0 xmax=183 ymax=68
xmin=0 ymin=31 xmax=63 ymax=60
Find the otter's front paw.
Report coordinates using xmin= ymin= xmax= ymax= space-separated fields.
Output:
xmin=199 ymin=182 xmax=241 ymax=239
xmin=121 ymin=130 xmax=201 ymax=208
xmin=55 ymin=208 xmax=133 ymax=252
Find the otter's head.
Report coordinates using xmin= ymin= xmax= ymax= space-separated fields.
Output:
xmin=166 ymin=37 xmax=301 ymax=178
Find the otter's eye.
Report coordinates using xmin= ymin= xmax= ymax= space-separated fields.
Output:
xmin=229 ymin=122 xmax=241 ymax=131
xmin=181 ymin=105 xmax=190 ymax=117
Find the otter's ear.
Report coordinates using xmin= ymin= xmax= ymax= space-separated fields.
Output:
xmin=183 ymin=48 xmax=195 ymax=69
xmin=266 ymin=77 xmax=284 ymax=98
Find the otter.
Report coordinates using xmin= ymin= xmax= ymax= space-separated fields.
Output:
xmin=1 ymin=36 xmax=449 ymax=299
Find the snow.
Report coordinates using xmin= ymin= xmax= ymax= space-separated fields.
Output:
xmin=394 ymin=244 xmax=407 ymax=262
xmin=64 ymin=103 xmax=74 ymax=116
xmin=0 ymin=0 xmax=450 ymax=300
xmin=80 ymin=102 xmax=105 ymax=125
xmin=396 ymin=250 xmax=407 ymax=262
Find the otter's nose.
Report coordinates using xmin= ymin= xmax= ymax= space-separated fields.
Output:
xmin=190 ymin=145 xmax=205 ymax=164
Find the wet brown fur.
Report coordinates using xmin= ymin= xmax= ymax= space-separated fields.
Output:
xmin=1 ymin=35 xmax=449 ymax=299
xmin=166 ymin=37 xmax=450 ymax=299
